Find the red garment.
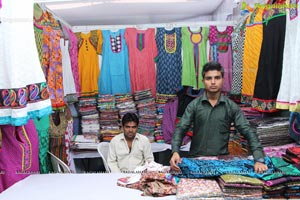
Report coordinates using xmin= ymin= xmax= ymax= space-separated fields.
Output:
xmin=125 ymin=28 xmax=158 ymax=96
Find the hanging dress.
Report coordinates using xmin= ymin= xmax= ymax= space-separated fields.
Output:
xmin=0 ymin=0 xmax=52 ymax=126
xmin=125 ymin=28 xmax=157 ymax=96
xmin=241 ymin=8 xmax=264 ymax=104
xmin=252 ymin=7 xmax=286 ymax=112
xmin=0 ymin=120 xmax=39 ymax=192
xmin=209 ymin=26 xmax=234 ymax=92
xmin=78 ymin=32 xmax=100 ymax=96
xmin=33 ymin=3 xmax=44 ymax=66
xmin=231 ymin=14 xmax=249 ymax=97
xmin=99 ymin=29 xmax=131 ymax=94
xmin=276 ymin=0 xmax=300 ymax=112
xmin=181 ymin=27 xmax=208 ymax=89
xmin=64 ymin=26 xmax=81 ymax=96
xmin=60 ymin=38 xmax=77 ymax=98
xmin=156 ymin=27 xmax=182 ymax=94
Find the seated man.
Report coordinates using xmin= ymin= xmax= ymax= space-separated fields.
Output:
xmin=107 ymin=113 xmax=154 ymax=172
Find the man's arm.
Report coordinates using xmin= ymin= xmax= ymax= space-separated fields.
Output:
xmin=170 ymin=101 xmax=195 ymax=170
xmin=171 ymin=101 xmax=195 ymax=154
xmin=107 ymin=141 xmax=121 ymax=173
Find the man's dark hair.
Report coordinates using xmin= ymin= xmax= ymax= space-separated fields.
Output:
xmin=122 ymin=112 xmax=139 ymax=126
xmin=202 ymin=61 xmax=224 ymax=78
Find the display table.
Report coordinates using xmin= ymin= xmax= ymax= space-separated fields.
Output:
xmin=0 ymin=173 xmax=175 ymax=200
xmin=69 ymin=142 xmax=190 ymax=173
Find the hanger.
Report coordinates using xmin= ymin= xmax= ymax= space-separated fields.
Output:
xmin=135 ymin=24 xmax=147 ymax=30
xmin=165 ymin=23 xmax=174 ymax=31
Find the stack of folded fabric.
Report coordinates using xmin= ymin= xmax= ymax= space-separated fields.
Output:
xmin=249 ymin=117 xmax=294 ymax=147
xmin=262 ymin=157 xmax=300 ymax=199
xmin=154 ymin=94 xmax=176 ymax=143
xmin=78 ymin=97 xmax=100 ymax=139
xmin=264 ymin=143 xmax=298 ymax=158
xmin=282 ymin=146 xmax=300 ymax=170
xmin=134 ymin=89 xmax=157 ymax=141
xmin=217 ymin=174 xmax=263 ymax=199
xmin=115 ymin=93 xmax=137 ymax=119
xmin=97 ymin=95 xmax=120 ymax=142
xmin=177 ymin=178 xmax=222 ymax=200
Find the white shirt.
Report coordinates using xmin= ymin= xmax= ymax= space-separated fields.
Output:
xmin=107 ymin=133 xmax=154 ymax=173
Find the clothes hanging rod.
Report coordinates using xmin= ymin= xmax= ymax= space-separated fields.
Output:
xmin=72 ymin=20 xmax=236 ymax=32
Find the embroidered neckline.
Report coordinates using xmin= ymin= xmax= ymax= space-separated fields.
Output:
xmin=164 ymin=31 xmax=176 ymax=54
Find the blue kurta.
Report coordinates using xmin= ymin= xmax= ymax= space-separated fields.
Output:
xmin=99 ymin=29 xmax=131 ymax=94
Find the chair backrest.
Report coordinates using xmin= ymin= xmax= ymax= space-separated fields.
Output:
xmin=97 ymin=142 xmax=111 ymax=172
xmin=48 ymin=151 xmax=71 ymax=173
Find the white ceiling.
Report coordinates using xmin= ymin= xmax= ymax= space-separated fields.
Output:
xmin=39 ymin=0 xmax=227 ymax=27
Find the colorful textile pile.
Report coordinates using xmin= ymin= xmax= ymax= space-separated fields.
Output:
xmin=177 ymin=178 xmax=222 ymax=200
xmin=115 ymin=93 xmax=137 ymax=119
xmin=217 ymin=174 xmax=263 ymax=198
xmin=282 ymin=146 xmax=300 ymax=170
xmin=78 ymin=97 xmax=100 ymax=139
xmin=97 ymin=95 xmax=120 ymax=142
xmin=134 ymin=89 xmax=157 ymax=140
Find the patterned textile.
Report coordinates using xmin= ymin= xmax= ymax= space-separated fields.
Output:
xmin=156 ymin=28 xmax=182 ymax=94
xmin=0 ymin=0 xmax=52 ymax=126
xmin=42 ymin=11 xmax=65 ymax=109
xmin=140 ymin=172 xmax=178 ymax=197
xmin=262 ymin=157 xmax=300 ymax=181
xmin=176 ymin=157 xmax=275 ymax=179
xmin=231 ymin=14 xmax=249 ymax=96
xmin=252 ymin=14 xmax=286 ymax=112
xmin=209 ymin=26 xmax=234 ymax=92
xmin=289 ymin=112 xmax=300 ymax=144
xmin=264 ymin=176 xmax=300 ymax=187
xmin=176 ymin=178 xmax=222 ymax=200
xmin=0 ymin=120 xmax=39 ymax=192
xmin=220 ymin=174 xmax=263 ymax=186
xmin=34 ymin=116 xmax=51 ymax=174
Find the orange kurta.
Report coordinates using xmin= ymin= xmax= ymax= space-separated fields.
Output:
xmin=78 ymin=32 xmax=100 ymax=96
xmin=241 ymin=8 xmax=263 ymax=103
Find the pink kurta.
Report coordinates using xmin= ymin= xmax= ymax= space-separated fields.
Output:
xmin=125 ymin=28 xmax=158 ymax=96
xmin=0 ymin=120 xmax=39 ymax=192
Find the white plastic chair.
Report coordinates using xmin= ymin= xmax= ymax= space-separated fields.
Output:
xmin=97 ymin=142 xmax=111 ymax=172
xmin=48 ymin=151 xmax=71 ymax=173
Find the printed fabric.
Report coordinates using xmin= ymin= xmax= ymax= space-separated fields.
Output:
xmin=176 ymin=157 xmax=275 ymax=179
xmin=289 ymin=112 xmax=300 ymax=144
xmin=176 ymin=178 xmax=222 ymax=200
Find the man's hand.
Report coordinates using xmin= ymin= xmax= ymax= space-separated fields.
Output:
xmin=254 ymin=162 xmax=268 ymax=173
xmin=170 ymin=152 xmax=181 ymax=172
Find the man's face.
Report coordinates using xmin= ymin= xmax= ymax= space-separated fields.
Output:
xmin=202 ymin=70 xmax=224 ymax=93
xmin=123 ymin=121 xmax=138 ymax=140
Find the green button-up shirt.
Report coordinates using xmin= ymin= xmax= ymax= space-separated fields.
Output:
xmin=172 ymin=93 xmax=265 ymax=162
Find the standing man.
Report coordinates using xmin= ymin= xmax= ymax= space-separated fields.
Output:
xmin=170 ymin=61 xmax=268 ymax=173
xmin=108 ymin=113 xmax=154 ymax=172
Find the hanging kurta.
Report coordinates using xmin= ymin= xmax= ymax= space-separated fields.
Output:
xmin=252 ymin=8 xmax=286 ymax=112
xmin=0 ymin=120 xmax=39 ymax=192
xmin=99 ymin=29 xmax=131 ymax=94
xmin=33 ymin=3 xmax=44 ymax=66
xmin=276 ymin=0 xmax=300 ymax=112
xmin=241 ymin=8 xmax=264 ymax=104
xmin=231 ymin=14 xmax=249 ymax=97
xmin=209 ymin=26 xmax=234 ymax=92
xmin=156 ymin=28 xmax=182 ymax=94
xmin=0 ymin=0 xmax=52 ymax=126
xmin=64 ymin=26 xmax=81 ymax=95
xmin=78 ymin=32 xmax=100 ymax=96
xmin=125 ymin=28 xmax=157 ymax=96
xmin=60 ymin=38 xmax=77 ymax=97
xmin=181 ymin=27 xmax=208 ymax=89
xmin=42 ymin=11 xmax=65 ymax=109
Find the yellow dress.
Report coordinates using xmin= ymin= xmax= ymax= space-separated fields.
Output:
xmin=78 ymin=32 xmax=100 ymax=96
xmin=241 ymin=8 xmax=263 ymax=103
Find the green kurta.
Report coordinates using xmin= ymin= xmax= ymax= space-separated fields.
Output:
xmin=172 ymin=93 xmax=265 ymax=161
xmin=181 ymin=27 xmax=209 ymax=89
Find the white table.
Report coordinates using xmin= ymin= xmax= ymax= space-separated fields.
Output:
xmin=0 ymin=173 xmax=176 ymax=200
xmin=69 ymin=142 xmax=190 ymax=173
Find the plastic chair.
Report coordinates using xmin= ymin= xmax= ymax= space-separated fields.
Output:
xmin=97 ymin=142 xmax=111 ymax=172
xmin=48 ymin=151 xmax=71 ymax=173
